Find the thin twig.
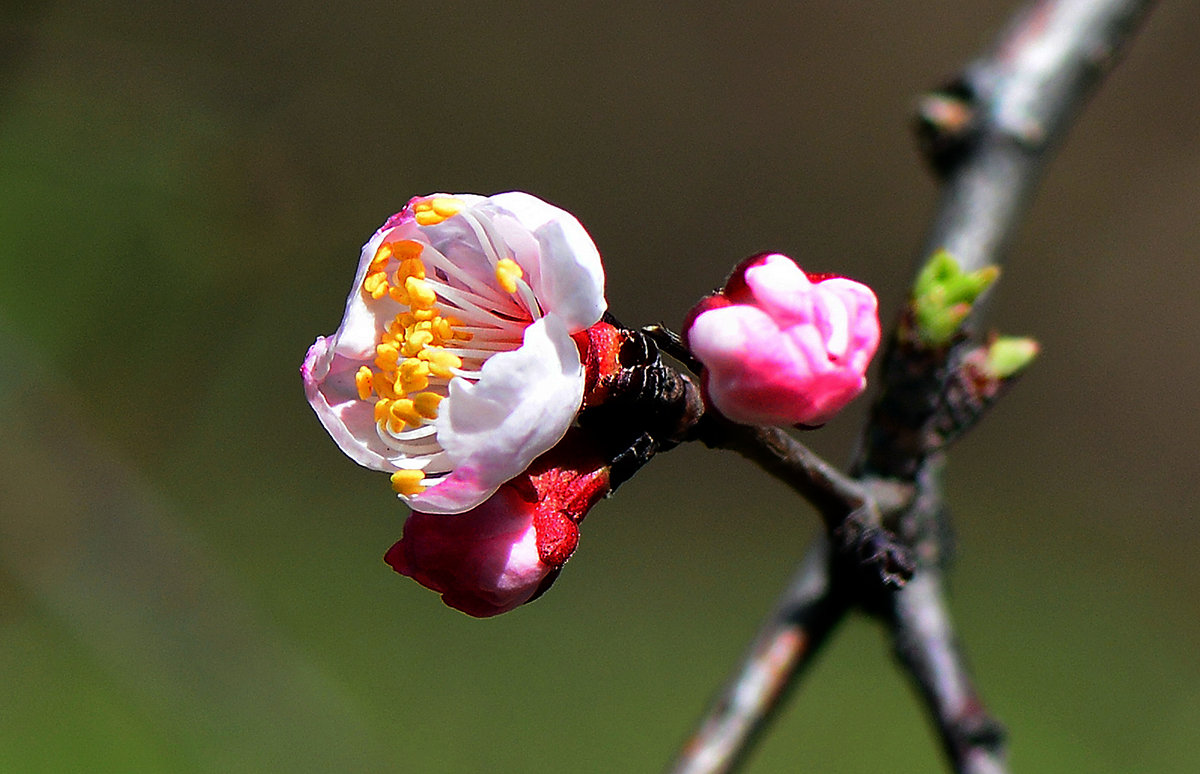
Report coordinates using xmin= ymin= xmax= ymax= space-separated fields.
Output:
xmin=890 ymin=567 xmax=1007 ymax=774
xmin=696 ymin=418 xmax=871 ymax=526
xmin=665 ymin=537 xmax=848 ymax=774
xmin=696 ymin=417 xmax=916 ymax=587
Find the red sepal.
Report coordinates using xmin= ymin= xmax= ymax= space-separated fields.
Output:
xmin=573 ymin=321 xmax=625 ymax=408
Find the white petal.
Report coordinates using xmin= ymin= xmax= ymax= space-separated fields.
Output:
xmin=302 ymin=337 xmax=400 ymax=472
xmin=486 ymin=191 xmax=572 ymax=232
xmin=529 ymin=218 xmax=606 ymax=331
xmin=486 ymin=192 xmax=606 ymax=332
xmin=329 ymin=229 xmax=395 ymax=357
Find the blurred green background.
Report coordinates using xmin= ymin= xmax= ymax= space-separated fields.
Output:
xmin=2 ymin=1 xmax=1197 ymax=772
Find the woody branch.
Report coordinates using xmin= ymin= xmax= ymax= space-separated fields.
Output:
xmin=667 ymin=1 xmax=1156 ymax=772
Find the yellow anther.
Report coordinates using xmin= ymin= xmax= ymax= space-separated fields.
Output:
xmin=413 ymin=197 xmax=465 ymax=226
xmin=432 ymin=198 xmax=463 ymax=217
xmin=422 ymin=348 xmax=463 ymax=379
xmin=400 ymin=358 xmax=430 ymax=378
xmin=405 ymin=276 xmax=438 ymax=309
xmin=431 ymin=316 xmax=455 ymax=341
xmin=387 ymin=284 xmax=411 ymax=305
xmin=405 ymin=326 xmax=435 ymax=345
xmin=397 ymin=358 xmax=431 ymax=393
xmin=375 ymin=342 xmax=401 ymax=371
xmin=411 ymin=307 xmax=437 ymax=322
xmin=392 ymin=239 xmax=425 ymax=260
xmin=413 ymin=204 xmax=435 ymax=225
xmin=374 ymin=399 xmax=391 ymax=424
xmin=388 ymin=398 xmax=424 ymax=428
xmin=390 ymin=469 xmax=427 ymax=496
xmin=495 ymin=258 xmax=523 ymax=294
xmin=380 ymin=324 xmax=402 ymax=345
xmin=363 ymin=271 xmax=390 ymax=299
xmin=413 ymin=391 xmax=443 ymax=419
xmin=440 ymin=316 xmax=473 ymax=341
xmin=370 ymin=242 xmax=394 ymax=271
xmin=401 ymin=329 xmax=435 ymax=357
xmin=373 ymin=376 xmax=399 ymax=401
xmin=397 ymin=374 xmax=429 ymax=395
xmin=396 ymin=257 xmax=426 ymax=282
xmin=354 ymin=366 xmax=375 ymax=400
xmin=495 ymin=258 xmax=524 ymax=294
xmin=414 ymin=319 xmax=451 ymax=348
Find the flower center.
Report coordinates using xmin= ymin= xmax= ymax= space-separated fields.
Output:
xmin=353 ymin=202 xmax=542 ymax=496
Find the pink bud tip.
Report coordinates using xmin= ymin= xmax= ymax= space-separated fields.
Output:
xmin=684 ymin=253 xmax=881 ymax=427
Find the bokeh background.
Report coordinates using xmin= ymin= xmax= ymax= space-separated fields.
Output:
xmin=2 ymin=1 xmax=1197 ymax=772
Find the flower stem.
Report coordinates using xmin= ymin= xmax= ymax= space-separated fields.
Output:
xmin=694 ymin=417 xmax=915 ymax=588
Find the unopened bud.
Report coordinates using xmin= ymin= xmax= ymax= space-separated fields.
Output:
xmin=982 ymin=336 xmax=1039 ymax=379
xmin=912 ymin=250 xmax=1000 ymax=346
xmin=684 ymin=253 xmax=881 ymax=427
xmin=386 ymin=430 xmax=610 ymax=617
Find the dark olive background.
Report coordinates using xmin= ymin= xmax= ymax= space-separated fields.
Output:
xmin=1 ymin=2 xmax=1197 ymax=772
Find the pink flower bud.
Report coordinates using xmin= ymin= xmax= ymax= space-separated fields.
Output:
xmin=385 ymin=431 xmax=610 ymax=617
xmin=684 ymin=253 xmax=880 ymax=427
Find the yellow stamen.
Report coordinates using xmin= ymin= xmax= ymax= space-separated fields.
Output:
xmin=390 ymin=469 xmax=427 ymax=496
xmin=354 ymin=366 xmax=374 ymax=400
xmin=405 ymin=276 xmax=437 ymax=309
xmin=413 ymin=197 xmax=465 ymax=226
xmin=392 ymin=239 xmax=424 ymax=261
xmin=370 ymin=242 xmax=394 ymax=271
xmin=397 ymin=358 xmax=431 ymax=393
xmin=445 ymin=315 xmax=473 ymax=341
xmin=401 ymin=329 xmax=435 ymax=357
xmin=432 ymin=198 xmax=463 ymax=217
xmin=495 ymin=258 xmax=523 ymax=294
xmin=375 ymin=342 xmax=401 ymax=371
xmin=430 ymin=316 xmax=456 ymax=342
xmin=388 ymin=398 xmax=424 ymax=429
xmin=363 ymin=271 xmax=390 ymax=299
xmin=373 ymin=376 xmax=398 ymax=400
xmin=397 ymin=257 xmax=426 ymax=282
xmin=400 ymin=357 xmax=430 ymax=378
xmin=422 ymin=348 xmax=463 ymax=379
xmin=387 ymin=284 xmax=411 ymax=305
xmin=413 ymin=391 xmax=443 ymax=419
xmin=358 ymin=221 xmax=491 ymax=447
